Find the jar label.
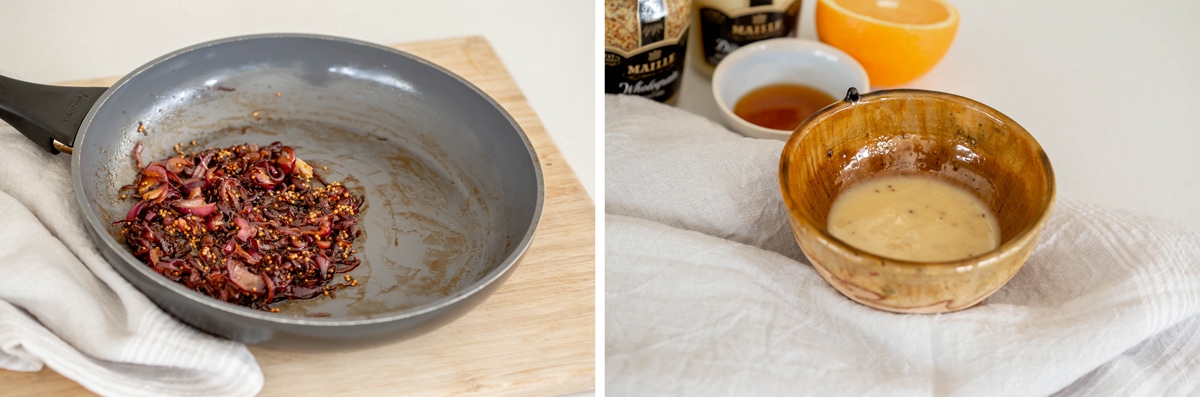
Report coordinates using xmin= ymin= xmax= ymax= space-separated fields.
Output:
xmin=604 ymin=27 xmax=690 ymax=103
xmin=697 ymin=1 xmax=801 ymax=68
xmin=639 ymin=0 xmax=668 ymax=45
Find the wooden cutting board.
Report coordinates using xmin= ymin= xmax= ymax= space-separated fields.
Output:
xmin=0 ymin=36 xmax=596 ymax=396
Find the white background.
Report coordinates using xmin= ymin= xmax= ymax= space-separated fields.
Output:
xmin=0 ymin=0 xmax=595 ymax=198
xmin=678 ymin=0 xmax=1200 ymax=231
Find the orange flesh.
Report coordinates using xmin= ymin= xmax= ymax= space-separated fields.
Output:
xmin=833 ymin=0 xmax=951 ymax=25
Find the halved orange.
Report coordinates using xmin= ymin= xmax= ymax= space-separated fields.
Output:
xmin=816 ymin=0 xmax=959 ymax=86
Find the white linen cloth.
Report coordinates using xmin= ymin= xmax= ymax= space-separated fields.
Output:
xmin=0 ymin=125 xmax=262 ymax=396
xmin=605 ymin=94 xmax=1200 ymax=396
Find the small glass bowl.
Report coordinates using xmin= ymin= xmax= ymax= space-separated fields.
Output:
xmin=712 ymin=38 xmax=868 ymax=140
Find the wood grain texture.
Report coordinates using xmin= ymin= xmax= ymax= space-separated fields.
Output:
xmin=0 ymin=36 xmax=596 ymax=396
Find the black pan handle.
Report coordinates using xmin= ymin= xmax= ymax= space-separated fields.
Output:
xmin=0 ymin=74 xmax=108 ymax=154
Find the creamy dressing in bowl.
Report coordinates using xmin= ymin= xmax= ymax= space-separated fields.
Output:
xmin=827 ymin=174 xmax=1000 ymax=262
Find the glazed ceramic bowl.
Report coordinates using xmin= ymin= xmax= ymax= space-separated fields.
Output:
xmin=712 ymin=38 xmax=868 ymax=141
xmin=778 ymin=88 xmax=1055 ymax=314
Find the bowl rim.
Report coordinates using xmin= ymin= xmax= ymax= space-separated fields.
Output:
xmin=712 ymin=37 xmax=870 ymax=140
xmin=778 ymin=88 xmax=1057 ymax=267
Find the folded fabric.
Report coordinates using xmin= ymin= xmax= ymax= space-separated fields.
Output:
xmin=605 ymin=94 xmax=1200 ymax=396
xmin=0 ymin=125 xmax=263 ymax=396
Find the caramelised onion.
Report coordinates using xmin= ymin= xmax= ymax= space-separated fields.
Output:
xmin=118 ymin=141 xmax=364 ymax=311
xmin=276 ymin=146 xmax=296 ymax=173
xmin=218 ymin=178 xmax=241 ymax=209
xmin=141 ymin=163 xmax=169 ymax=182
xmin=133 ymin=142 xmax=145 ymax=169
xmin=234 ymin=217 xmax=255 ymax=241
xmin=172 ymin=198 xmax=216 ymax=217
xmin=316 ymin=256 xmax=331 ymax=275
xmin=294 ymin=158 xmax=314 ymax=179
xmin=125 ymin=200 xmax=149 ymax=221
xmin=250 ymin=167 xmax=276 ymax=189
xmin=191 ymin=152 xmax=212 ymax=179
xmin=165 ymin=156 xmax=190 ymax=174
xmin=227 ymin=258 xmax=265 ymax=292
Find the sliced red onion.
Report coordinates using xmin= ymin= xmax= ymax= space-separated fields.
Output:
xmin=227 ymin=258 xmax=265 ymax=292
xmin=293 ymin=158 xmax=313 ymax=179
xmin=233 ymin=242 xmax=260 ymax=265
xmin=143 ymin=207 xmax=160 ymax=222
xmin=181 ymin=178 xmax=205 ymax=198
xmin=166 ymin=156 xmax=189 ymax=174
xmin=315 ymin=255 xmax=331 ymax=275
xmin=218 ymin=179 xmax=242 ymax=208
xmin=171 ymin=198 xmax=216 ymax=217
xmin=148 ymin=247 xmax=161 ymax=265
xmin=164 ymin=185 xmax=182 ymax=201
xmin=141 ymin=164 xmax=169 ymax=181
xmin=269 ymin=169 xmax=286 ymax=185
xmin=266 ymin=163 xmax=283 ymax=179
xmin=277 ymin=227 xmax=301 ymax=237
xmin=191 ymin=153 xmax=213 ymax=179
xmin=139 ymin=182 xmax=166 ymax=202
xmin=153 ymin=258 xmax=180 ymax=272
xmin=276 ymin=147 xmax=296 ymax=173
xmin=316 ymin=217 xmax=332 ymax=237
xmin=290 ymin=285 xmax=323 ymax=299
xmin=234 ymin=217 xmax=256 ymax=241
xmin=206 ymin=215 xmax=225 ymax=232
xmin=125 ymin=200 xmax=149 ymax=221
xmin=250 ymin=168 xmax=275 ymax=189
xmin=262 ymin=274 xmax=275 ymax=303
xmin=133 ymin=141 xmax=144 ymax=169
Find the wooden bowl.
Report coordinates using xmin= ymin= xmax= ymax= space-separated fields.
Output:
xmin=778 ymin=88 xmax=1056 ymax=313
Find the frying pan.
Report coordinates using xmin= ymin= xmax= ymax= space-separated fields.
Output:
xmin=0 ymin=34 xmax=543 ymax=348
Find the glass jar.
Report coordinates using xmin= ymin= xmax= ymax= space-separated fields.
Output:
xmin=604 ymin=0 xmax=692 ymax=105
xmin=691 ymin=0 xmax=802 ymax=77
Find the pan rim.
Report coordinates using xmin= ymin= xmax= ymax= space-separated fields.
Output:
xmin=71 ymin=33 xmax=546 ymax=327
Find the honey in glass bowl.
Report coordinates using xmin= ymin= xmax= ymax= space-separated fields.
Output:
xmin=733 ymin=83 xmax=836 ymax=131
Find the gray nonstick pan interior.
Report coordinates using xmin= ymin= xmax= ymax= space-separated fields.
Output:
xmin=69 ymin=35 xmax=542 ymax=344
